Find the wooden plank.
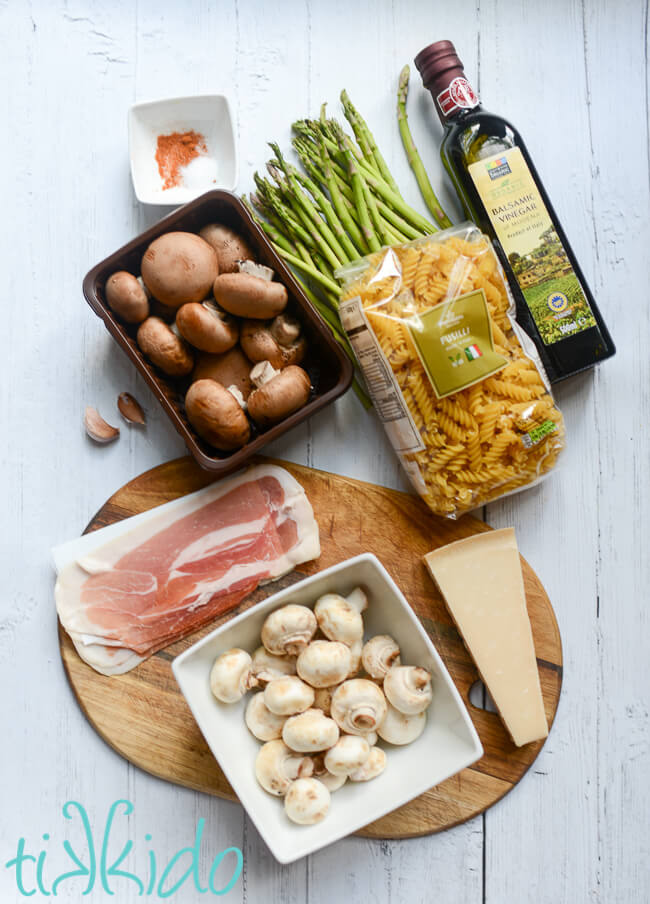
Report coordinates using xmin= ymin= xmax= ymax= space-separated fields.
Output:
xmin=58 ymin=456 xmax=562 ymax=842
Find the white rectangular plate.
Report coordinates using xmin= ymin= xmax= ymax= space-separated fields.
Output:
xmin=172 ymin=553 xmax=483 ymax=863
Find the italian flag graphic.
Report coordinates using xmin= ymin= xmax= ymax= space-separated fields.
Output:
xmin=465 ymin=343 xmax=482 ymax=361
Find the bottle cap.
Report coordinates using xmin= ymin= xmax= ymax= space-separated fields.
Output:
xmin=414 ymin=40 xmax=464 ymax=89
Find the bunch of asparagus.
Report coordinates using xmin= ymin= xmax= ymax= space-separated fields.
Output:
xmin=245 ymin=67 xmax=452 ymax=406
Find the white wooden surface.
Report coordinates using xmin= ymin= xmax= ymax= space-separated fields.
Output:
xmin=1 ymin=0 xmax=647 ymax=901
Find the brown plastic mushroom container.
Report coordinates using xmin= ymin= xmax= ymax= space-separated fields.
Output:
xmin=83 ymin=190 xmax=353 ymax=474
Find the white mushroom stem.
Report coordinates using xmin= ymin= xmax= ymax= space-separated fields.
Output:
xmin=237 ymin=259 xmax=274 ymax=281
xmin=270 ymin=314 xmax=301 ymax=347
xmin=209 ymin=649 xmax=257 ymax=703
xmin=349 ymin=747 xmax=386 ymax=782
xmin=202 ymin=299 xmax=227 ymax=319
xmin=284 ymin=778 xmax=330 ymax=825
xmin=255 ymin=740 xmax=313 ymax=797
xmin=250 ymin=359 xmax=279 ymax=388
xmin=345 ymin=587 xmax=368 ymax=613
xmin=226 ymin=385 xmax=247 ymax=409
xmin=136 ymin=275 xmax=151 ymax=298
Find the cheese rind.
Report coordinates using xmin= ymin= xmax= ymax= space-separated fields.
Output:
xmin=424 ymin=528 xmax=548 ymax=747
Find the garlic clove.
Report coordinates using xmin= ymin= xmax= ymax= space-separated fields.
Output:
xmin=85 ymin=406 xmax=120 ymax=444
xmin=117 ymin=392 xmax=146 ymax=425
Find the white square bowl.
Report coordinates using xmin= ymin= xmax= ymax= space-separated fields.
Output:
xmin=172 ymin=553 xmax=483 ymax=864
xmin=128 ymin=95 xmax=237 ymax=205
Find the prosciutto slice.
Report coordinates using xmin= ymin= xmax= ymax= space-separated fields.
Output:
xmin=54 ymin=464 xmax=320 ymax=675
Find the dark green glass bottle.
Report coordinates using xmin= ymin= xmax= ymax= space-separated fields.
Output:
xmin=415 ymin=40 xmax=615 ymax=383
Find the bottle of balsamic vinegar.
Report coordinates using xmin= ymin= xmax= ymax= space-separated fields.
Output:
xmin=414 ymin=40 xmax=615 ymax=383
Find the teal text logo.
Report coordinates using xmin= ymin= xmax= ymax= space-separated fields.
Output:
xmin=4 ymin=800 xmax=243 ymax=898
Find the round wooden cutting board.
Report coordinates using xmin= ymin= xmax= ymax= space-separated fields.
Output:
xmin=58 ymin=456 xmax=562 ymax=839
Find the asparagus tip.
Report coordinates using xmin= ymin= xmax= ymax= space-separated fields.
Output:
xmin=398 ymin=65 xmax=410 ymax=105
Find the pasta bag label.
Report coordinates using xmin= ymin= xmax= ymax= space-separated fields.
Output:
xmin=407 ymin=288 xmax=508 ymax=398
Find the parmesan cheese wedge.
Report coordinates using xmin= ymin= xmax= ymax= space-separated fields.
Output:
xmin=423 ymin=528 xmax=548 ymax=747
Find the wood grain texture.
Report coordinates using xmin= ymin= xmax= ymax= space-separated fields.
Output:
xmin=59 ymin=456 xmax=562 ymax=839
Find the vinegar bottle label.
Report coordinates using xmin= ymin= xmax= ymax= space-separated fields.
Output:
xmin=467 ymin=147 xmax=598 ymax=346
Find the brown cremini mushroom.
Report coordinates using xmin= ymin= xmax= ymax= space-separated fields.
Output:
xmin=185 ymin=379 xmax=250 ymax=450
xmin=105 ymin=271 xmax=150 ymax=323
xmin=199 ymin=224 xmax=254 ymax=273
xmin=136 ymin=316 xmax=194 ymax=376
xmin=213 ymin=272 xmax=288 ymax=319
xmin=240 ymin=316 xmax=307 ymax=370
xmin=192 ymin=347 xmax=254 ymax=400
xmin=247 ymin=364 xmax=311 ymax=427
xmin=141 ymin=232 xmax=218 ymax=308
xmin=176 ymin=301 xmax=239 ymax=354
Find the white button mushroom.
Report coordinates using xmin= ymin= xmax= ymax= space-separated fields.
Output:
xmin=250 ymin=646 xmax=297 ymax=685
xmin=282 ymin=708 xmax=340 ymax=752
xmin=284 ymin=778 xmax=330 ymax=825
xmin=383 ymin=666 xmax=433 ymax=715
xmin=345 ymin=586 xmax=368 ymax=613
xmin=255 ymin=740 xmax=313 ymax=797
xmin=209 ymin=649 xmax=257 ymax=703
xmin=245 ymin=692 xmax=287 ymax=741
xmin=314 ymin=593 xmax=364 ymax=646
xmin=361 ymin=635 xmax=402 ymax=680
xmin=331 ymin=679 xmax=388 ymax=736
xmin=261 ymin=604 xmax=317 ymax=656
xmin=296 ymin=640 xmax=352 ymax=688
xmin=376 ymin=703 xmax=427 ymax=745
xmin=264 ymin=675 xmax=315 ymax=716
xmin=349 ymin=747 xmax=387 ymax=782
xmin=361 ymin=730 xmax=378 ymax=747
xmin=324 ymin=735 xmax=371 ymax=776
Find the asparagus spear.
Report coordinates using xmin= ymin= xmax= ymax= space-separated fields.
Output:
xmin=397 ymin=65 xmax=453 ymax=229
xmin=341 ymin=89 xmax=400 ymax=194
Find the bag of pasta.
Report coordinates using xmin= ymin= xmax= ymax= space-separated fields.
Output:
xmin=338 ymin=224 xmax=565 ymax=518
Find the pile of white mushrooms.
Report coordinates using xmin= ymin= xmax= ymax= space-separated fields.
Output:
xmin=209 ymin=588 xmax=434 ymax=827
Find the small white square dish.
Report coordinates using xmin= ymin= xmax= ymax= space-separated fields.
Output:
xmin=128 ymin=94 xmax=237 ymax=205
xmin=172 ymin=553 xmax=483 ymax=864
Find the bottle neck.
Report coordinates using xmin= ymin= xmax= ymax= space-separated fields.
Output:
xmin=426 ymin=69 xmax=480 ymax=125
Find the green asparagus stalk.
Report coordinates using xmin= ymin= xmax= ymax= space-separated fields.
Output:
xmin=338 ymin=131 xmax=380 ymax=253
xmin=397 ymin=65 xmax=453 ymax=229
xmin=269 ymin=146 xmax=352 ymax=266
xmin=341 ymin=90 xmax=401 ymax=194
xmin=275 ymin=248 xmax=342 ymax=296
